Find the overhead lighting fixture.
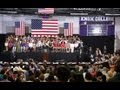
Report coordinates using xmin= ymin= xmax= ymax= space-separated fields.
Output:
xmin=105 ymin=13 xmax=120 ymax=16
xmin=0 ymin=11 xmax=17 ymax=14
xmin=73 ymin=8 xmax=97 ymax=11
xmin=70 ymin=13 xmax=88 ymax=15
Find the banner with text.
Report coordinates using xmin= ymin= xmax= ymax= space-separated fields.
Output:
xmin=80 ymin=16 xmax=115 ymax=36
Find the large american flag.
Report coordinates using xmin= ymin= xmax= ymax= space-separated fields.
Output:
xmin=15 ymin=21 xmax=25 ymax=36
xmin=38 ymin=8 xmax=54 ymax=14
xmin=64 ymin=23 xmax=73 ymax=36
xmin=31 ymin=19 xmax=59 ymax=37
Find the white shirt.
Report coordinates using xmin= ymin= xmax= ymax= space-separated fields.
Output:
xmin=5 ymin=42 xmax=8 ymax=47
xmin=70 ymin=43 xmax=74 ymax=48
xmin=29 ymin=42 xmax=33 ymax=48
xmin=74 ymin=43 xmax=78 ymax=48
xmin=80 ymin=41 xmax=83 ymax=47
xmin=15 ymin=37 xmax=18 ymax=41
xmin=70 ymin=43 xmax=74 ymax=53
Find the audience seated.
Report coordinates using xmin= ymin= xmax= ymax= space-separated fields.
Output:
xmin=0 ymin=54 xmax=119 ymax=82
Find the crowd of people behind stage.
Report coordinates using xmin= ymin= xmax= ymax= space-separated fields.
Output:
xmin=4 ymin=35 xmax=84 ymax=53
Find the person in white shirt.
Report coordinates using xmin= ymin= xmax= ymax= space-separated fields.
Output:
xmin=29 ymin=41 xmax=33 ymax=52
xmin=15 ymin=36 xmax=18 ymax=41
xmin=80 ymin=40 xmax=83 ymax=49
xmin=12 ymin=43 xmax=16 ymax=53
xmin=4 ymin=40 xmax=8 ymax=51
xmin=70 ymin=42 xmax=75 ymax=53
xmin=36 ymin=40 xmax=41 ymax=52
xmin=95 ymin=48 xmax=102 ymax=57
xmin=74 ymin=41 xmax=79 ymax=52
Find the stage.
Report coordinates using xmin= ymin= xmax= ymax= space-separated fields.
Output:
xmin=0 ymin=51 xmax=80 ymax=62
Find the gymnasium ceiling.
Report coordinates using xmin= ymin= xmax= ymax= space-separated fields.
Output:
xmin=0 ymin=8 xmax=120 ymax=16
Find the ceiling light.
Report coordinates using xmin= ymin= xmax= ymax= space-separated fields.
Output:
xmin=70 ymin=13 xmax=88 ymax=15
xmin=105 ymin=13 xmax=120 ymax=15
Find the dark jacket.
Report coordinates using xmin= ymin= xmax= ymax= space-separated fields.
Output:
xmin=108 ymin=73 xmax=120 ymax=82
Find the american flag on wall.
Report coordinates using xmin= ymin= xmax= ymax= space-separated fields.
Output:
xmin=64 ymin=22 xmax=73 ymax=36
xmin=38 ymin=8 xmax=54 ymax=14
xmin=15 ymin=21 xmax=25 ymax=36
xmin=31 ymin=19 xmax=59 ymax=37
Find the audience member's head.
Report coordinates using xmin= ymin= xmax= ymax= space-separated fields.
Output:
xmin=102 ymin=75 xmax=106 ymax=82
xmin=115 ymin=60 xmax=120 ymax=73
xmin=96 ymin=71 xmax=103 ymax=82
xmin=85 ymin=72 xmax=93 ymax=82
xmin=46 ymin=75 xmax=55 ymax=82
xmin=56 ymin=65 xmax=70 ymax=82
xmin=39 ymin=74 xmax=45 ymax=82
xmin=73 ymin=73 xmax=84 ymax=82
